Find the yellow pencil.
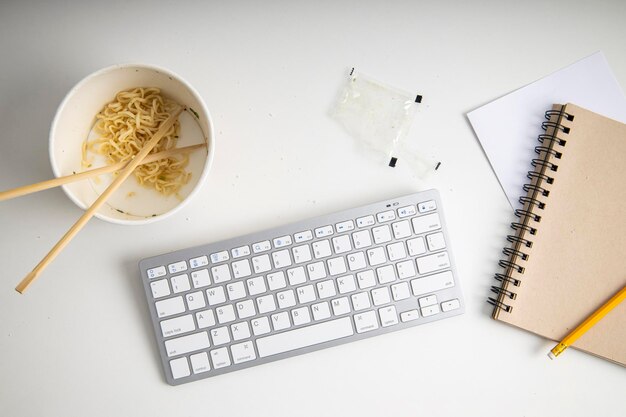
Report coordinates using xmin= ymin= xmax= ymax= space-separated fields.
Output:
xmin=548 ymin=284 xmax=626 ymax=360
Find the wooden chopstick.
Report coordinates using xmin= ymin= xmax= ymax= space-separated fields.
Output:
xmin=0 ymin=143 xmax=206 ymax=202
xmin=15 ymin=106 xmax=185 ymax=294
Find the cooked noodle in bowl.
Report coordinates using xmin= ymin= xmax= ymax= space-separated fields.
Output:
xmin=83 ymin=87 xmax=191 ymax=197
xmin=49 ymin=64 xmax=214 ymax=225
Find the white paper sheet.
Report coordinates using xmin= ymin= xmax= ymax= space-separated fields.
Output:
xmin=467 ymin=52 xmax=626 ymax=210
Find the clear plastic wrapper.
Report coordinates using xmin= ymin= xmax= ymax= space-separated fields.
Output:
xmin=331 ymin=69 xmax=434 ymax=176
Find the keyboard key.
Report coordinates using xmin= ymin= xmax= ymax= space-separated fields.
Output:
xmin=156 ymin=296 xmax=185 ymax=318
xmin=356 ymin=270 xmax=376 ymax=289
xmin=400 ymin=309 xmax=419 ymax=322
xmin=170 ymin=357 xmax=190 ymax=379
xmin=396 ymin=260 xmax=417 ymax=279
xmin=315 ymin=225 xmax=334 ymax=238
xmin=210 ymin=347 xmax=231 ymax=369
xmin=316 ymin=280 xmax=337 ymax=299
xmin=371 ymin=287 xmax=391 ymax=306
xmin=165 ymin=331 xmax=210 ymax=357
xmin=331 ymin=297 xmax=351 ymax=315
xmin=416 ymin=252 xmax=450 ymax=274
xmin=272 ymin=249 xmax=292 ymax=268
xmin=397 ymin=205 xmax=416 ymax=218
xmin=327 ymin=257 xmax=347 ymax=276
xmin=191 ymin=269 xmax=211 ymax=288
xmin=386 ymin=241 xmax=407 ymax=261
xmin=426 ymin=232 xmax=446 ymax=251
xmin=410 ymin=270 xmax=455 ymax=296
xmin=271 ymin=311 xmax=291 ymax=331
xmin=296 ymin=284 xmax=316 ymax=303
xmin=392 ymin=220 xmax=412 ymax=239
xmin=227 ymin=281 xmax=247 ymax=301
xmin=407 ymin=237 xmax=427 ymax=256
xmin=190 ymin=352 xmax=211 ymax=374
xmin=294 ymin=230 xmax=313 ymax=243
xmin=251 ymin=316 xmax=271 ymax=335
xmin=277 ymin=289 xmax=296 ymax=309
xmin=231 ymin=245 xmax=250 ymax=258
xmin=231 ymin=321 xmax=251 ymax=341
xmin=171 ymin=274 xmax=191 ymax=293
xmin=273 ymin=235 xmax=293 ymax=248
xmin=372 ymin=225 xmax=392 ymax=244
xmin=312 ymin=240 xmax=332 ymax=258
xmin=168 ymin=261 xmax=188 ymax=274
xmin=161 ymin=314 xmax=196 ymax=337
xmin=216 ymin=304 xmax=236 ymax=324
xmin=210 ymin=251 xmax=229 ymax=264
xmin=418 ymin=200 xmax=437 ymax=213
xmin=391 ymin=282 xmax=411 ymax=301
xmin=256 ymin=294 xmax=277 ymax=314
xmin=351 ymin=292 xmax=371 ymax=311
xmin=151 ymin=279 xmax=170 ymax=298
xmin=236 ymin=299 xmax=256 ymax=319
xmin=441 ymin=298 xmax=461 ymax=312
xmin=376 ymin=265 xmax=396 ymax=284
xmin=311 ymin=301 xmax=331 ymax=320
xmin=347 ymin=252 xmax=367 ymax=271
xmin=190 ymin=256 xmax=209 ymax=269
xmin=267 ymin=271 xmax=287 ymax=290
xmin=291 ymin=307 xmax=311 ymax=326
xmin=412 ymin=213 xmax=442 ymax=235
xmin=257 ymin=317 xmax=354 ymax=357
xmin=352 ymin=230 xmax=372 ymax=249
xmin=252 ymin=240 xmax=271 ymax=253
xmin=354 ymin=311 xmax=379 ymax=333
xmin=421 ymin=304 xmax=441 ymax=317
xmin=252 ymin=254 xmax=272 ymax=273
xmin=307 ymin=261 xmax=327 ymax=280
xmin=366 ymin=247 xmax=386 ymax=266
xmin=196 ymin=309 xmax=216 ymax=329
xmin=232 ymin=259 xmax=252 ymax=278
xmin=335 ymin=220 xmax=355 ymax=233
xmin=332 ymin=235 xmax=352 ymax=254
xmin=337 ymin=274 xmax=357 ymax=294
xmin=185 ymin=291 xmax=206 ymax=310
xmin=287 ymin=266 xmax=307 ymax=285
xmin=231 ymin=341 xmax=256 ymax=364
xmin=292 ymin=245 xmax=312 ymax=264
xmin=246 ymin=276 xmax=267 ymax=296
xmin=147 ymin=266 xmax=166 ymax=279
xmin=378 ymin=305 xmax=399 ymax=327
xmin=210 ymin=327 xmax=231 ymax=345
xmin=356 ymin=215 xmax=375 ymax=228
xmin=211 ymin=264 xmax=232 ymax=284
xmin=376 ymin=210 xmax=396 ymax=223
xmin=206 ymin=286 xmax=227 ymax=305
xmin=418 ymin=295 xmax=438 ymax=308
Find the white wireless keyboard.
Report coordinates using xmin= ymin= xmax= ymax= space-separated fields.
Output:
xmin=139 ymin=189 xmax=464 ymax=385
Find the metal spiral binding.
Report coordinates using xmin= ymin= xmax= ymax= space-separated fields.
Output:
xmin=488 ymin=106 xmax=573 ymax=314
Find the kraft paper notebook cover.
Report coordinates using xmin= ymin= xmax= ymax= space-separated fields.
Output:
xmin=489 ymin=103 xmax=626 ymax=366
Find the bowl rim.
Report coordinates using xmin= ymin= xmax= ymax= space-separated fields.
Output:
xmin=49 ymin=63 xmax=214 ymax=225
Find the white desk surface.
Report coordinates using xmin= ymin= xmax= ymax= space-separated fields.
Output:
xmin=1 ymin=1 xmax=624 ymax=416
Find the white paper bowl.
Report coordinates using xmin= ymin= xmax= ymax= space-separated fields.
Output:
xmin=49 ymin=64 xmax=214 ymax=225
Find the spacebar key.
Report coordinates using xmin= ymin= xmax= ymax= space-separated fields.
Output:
xmin=256 ymin=317 xmax=354 ymax=358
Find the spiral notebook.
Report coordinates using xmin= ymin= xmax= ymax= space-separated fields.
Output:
xmin=489 ymin=103 xmax=626 ymax=366
xmin=467 ymin=52 xmax=626 ymax=210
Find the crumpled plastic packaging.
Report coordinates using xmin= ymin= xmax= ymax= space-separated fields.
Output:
xmin=331 ymin=69 xmax=433 ymax=176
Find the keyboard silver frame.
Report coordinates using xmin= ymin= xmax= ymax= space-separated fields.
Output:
xmin=139 ymin=189 xmax=464 ymax=385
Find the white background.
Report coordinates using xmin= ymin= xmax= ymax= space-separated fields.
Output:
xmin=0 ymin=1 xmax=624 ymax=416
